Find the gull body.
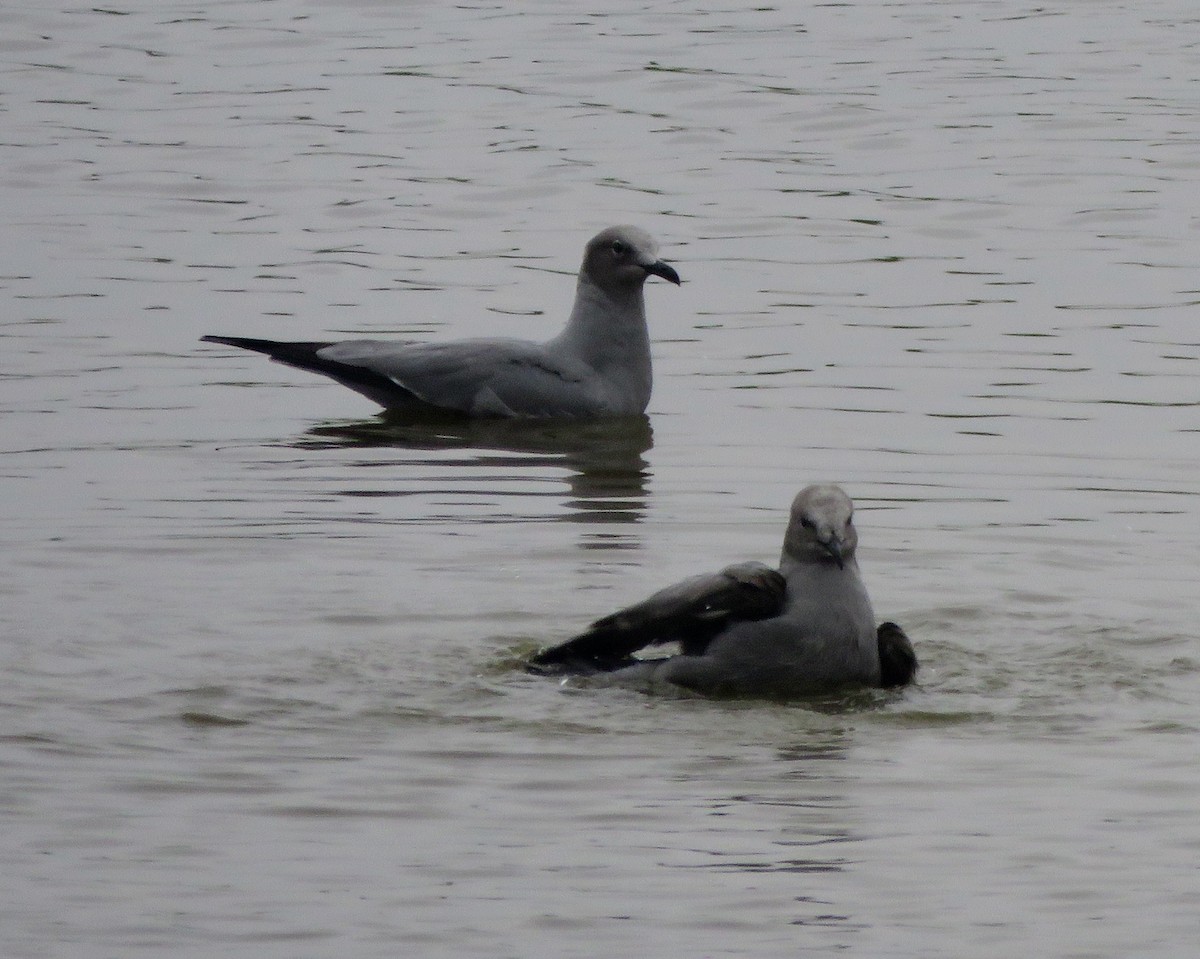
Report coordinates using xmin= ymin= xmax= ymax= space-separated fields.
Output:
xmin=201 ymin=226 xmax=679 ymax=418
xmin=530 ymin=484 xmax=917 ymax=697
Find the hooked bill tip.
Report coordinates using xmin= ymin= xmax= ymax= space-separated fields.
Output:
xmin=644 ymin=260 xmax=681 ymax=285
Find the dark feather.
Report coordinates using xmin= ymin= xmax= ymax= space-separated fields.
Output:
xmin=200 ymin=336 xmax=420 ymax=405
xmin=529 ymin=562 xmax=785 ymax=674
xmin=876 ymin=621 xmax=918 ymax=688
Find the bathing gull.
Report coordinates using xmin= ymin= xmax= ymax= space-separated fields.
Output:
xmin=530 ymin=484 xmax=918 ymax=696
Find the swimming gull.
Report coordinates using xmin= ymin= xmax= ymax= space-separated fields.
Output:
xmin=201 ymin=225 xmax=680 ymax=418
xmin=530 ymin=484 xmax=918 ymax=696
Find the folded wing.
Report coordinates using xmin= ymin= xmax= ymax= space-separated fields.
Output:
xmin=318 ymin=339 xmax=603 ymax=417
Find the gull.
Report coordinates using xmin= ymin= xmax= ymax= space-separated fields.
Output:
xmin=201 ymin=225 xmax=680 ymax=418
xmin=529 ymin=484 xmax=918 ymax=697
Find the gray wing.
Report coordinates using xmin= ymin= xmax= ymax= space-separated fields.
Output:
xmin=529 ymin=561 xmax=786 ymax=674
xmin=318 ymin=339 xmax=605 ymax=417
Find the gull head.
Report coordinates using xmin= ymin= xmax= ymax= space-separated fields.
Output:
xmin=782 ymin=484 xmax=859 ymax=569
xmin=582 ymin=225 xmax=681 ymax=292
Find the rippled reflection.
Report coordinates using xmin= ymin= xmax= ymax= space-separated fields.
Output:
xmin=299 ymin=411 xmax=654 ymax=530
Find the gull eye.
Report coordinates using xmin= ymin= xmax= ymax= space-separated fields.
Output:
xmin=800 ymin=518 xmax=814 ymax=530
xmin=610 ymin=239 xmax=627 ymax=256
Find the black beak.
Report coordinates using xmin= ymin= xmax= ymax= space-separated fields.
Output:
xmin=822 ymin=538 xmax=845 ymax=569
xmin=643 ymin=260 xmax=681 ymax=286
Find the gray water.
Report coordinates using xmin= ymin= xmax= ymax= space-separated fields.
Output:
xmin=2 ymin=1 xmax=1198 ymax=956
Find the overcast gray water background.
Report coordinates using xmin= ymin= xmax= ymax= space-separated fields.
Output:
xmin=2 ymin=1 xmax=1198 ymax=956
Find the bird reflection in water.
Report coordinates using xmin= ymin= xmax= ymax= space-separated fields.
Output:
xmin=297 ymin=410 xmax=654 ymax=536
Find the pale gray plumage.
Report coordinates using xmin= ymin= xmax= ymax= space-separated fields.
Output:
xmin=201 ymin=226 xmax=680 ymax=418
xmin=530 ymin=484 xmax=917 ymax=696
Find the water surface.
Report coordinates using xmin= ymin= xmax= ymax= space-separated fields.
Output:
xmin=2 ymin=1 xmax=1198 ymax=956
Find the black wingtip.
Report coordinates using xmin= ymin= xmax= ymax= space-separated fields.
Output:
xmin=526 ymin=643 xmax=640 ymax=676
xmin=877 ymin=621 xmax=918 ymax=688
xmin=198 ymin=335 xmax=339 ymax=367
xmin=200 ymin=335 xmax=302 ymax=354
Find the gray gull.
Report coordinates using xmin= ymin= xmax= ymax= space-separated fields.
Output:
xmin=530 ymin=484 xmax=918 ymax=696
xmin=201 ymin=225 xmax=679 ymax=418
